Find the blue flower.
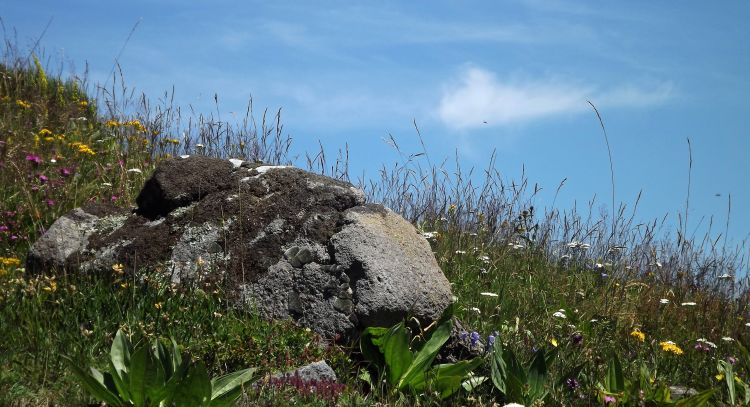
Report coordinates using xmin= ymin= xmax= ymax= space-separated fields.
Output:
xmin=470 ymin=331 xmax=480 ymax=347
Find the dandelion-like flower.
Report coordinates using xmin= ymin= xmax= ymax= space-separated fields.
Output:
xmin=659 ymin=341 xmax=684 ymax=355
xmin=630 ymin=328 xmax=646 ymax=342
xmin=552 ymin=310 xmax=567 ymax=319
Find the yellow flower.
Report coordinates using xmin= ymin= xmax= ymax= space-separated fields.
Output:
xmin=659 ymin=341 xmax=684 ymax=355
xmin=105 ymin=119 xmax=121 ymax=128
xmin=154 ymin=302 xmax=163 ymax=310
xmin=38 ymin=128 xmax=53 ymax=137
xmin=78 ymin=100 xmax=88 ymax=108
xmin=43 ymin=279 xmax=58 ymax=293
xmin=630 ymin=328 xmax=646 ymax=342
xmin=549 ymin=338 xmax=558 ymax=347
xmin=16 ymin=99 xmax=31 ymax=109
xmin=112 ymin=263 xmax=124 ymax=275
xmin=0 ymin=257 xmax=21 ymax=267
xmin=70 ymin=142 xmax=96 ymax=156
xmin=120 ymin=282 xmax=129 ymax=289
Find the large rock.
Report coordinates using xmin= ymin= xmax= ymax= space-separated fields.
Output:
xmin=26 ymin=156 xmax=453 ymax=339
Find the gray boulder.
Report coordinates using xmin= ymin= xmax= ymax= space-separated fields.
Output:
xmin=26 ymin=156 xmax=453 ymax=340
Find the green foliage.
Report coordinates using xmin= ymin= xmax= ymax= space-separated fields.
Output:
xmin=63 ymin=329 xmax=257 ymax=407
xmin=596 ymin=353 xmax=717 ymax=406
xmin=360 ymin=318 xmax=482 ymax=399
xmin=490 ymin=339 xmax=553 ymax=405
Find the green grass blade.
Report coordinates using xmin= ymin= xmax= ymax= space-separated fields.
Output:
xmin=398 ymin=319 xmax=451 ymax=389
xmin=210 ymin=367 xmax=256 ymax=400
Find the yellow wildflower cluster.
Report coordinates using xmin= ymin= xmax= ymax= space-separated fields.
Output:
xmin=0 ymin=257 xmax=21 ymax=267
xmin=112 ymin=263 xmax=124 ymax=275
xmin=42 ymin=276 xmax=57 ymax=293
xmin=70 ymin=142 xmax=96 ymax=156
xmin=630 ymin=328 xmax=646 ymax=342
xmin=659 ymin=341 xmax=684 ymax=355
xmin=16 ymin=99 xmax=31 ymax=109
xmin=161 ymin=138 xmax=180 ymax=145
xmin=78 ymin=100 xmax=88 ymax=108
xmin=105 ymin=119 xmax=146 ymax=132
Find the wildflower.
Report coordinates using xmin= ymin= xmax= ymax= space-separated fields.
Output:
xmin=38 ymin=174 xmax=48 ymax=184
xmin=660 ymin=298 xmax=670 ymax=304
xmin=112 ymin=263 xmax=124 ymax=275
xmin=120 ymin=282 xmax=129 ymax=289
xmin=45 ymin=199 xmax=55 ymax=207
xmin=111 ymin=195 xmax=119 ymax=202
xmin=470 ymin=307 xmax=481 ymax=315
xmin=696 ymin=338 xmax=717 ymax=348
xmin=630 ymin=328 xmax=646 ymax=342
xmin=16 ymin=99 xmax=31 ymax=109
xmin=126 ymin=168 xmax=142 ymax=174
xmin=78 ymin=100 xmax=88 ymax=108
xmin=213 ymin=311 xmax=223 ymax=318
xmin=105 ymin=119 xmax=120 ymax=127
xmin=26 ymin=154 xmax=42 ymax=165
xmin=455 ymin=250 xmax=466 ymax=255
xmin=571 ymin=332 xmax=584 ymax=346
xmin=604 ymin=395 xmax=617 ymax=404
xmin=195 ymin=143 xmax=205 ymax=149
xmin=470 ymin=331 xmax=480 ymax=347
xmin=659 ymin=341 xmax=684 ymax=355
xmin=565 ymin=377 xmax=580 ymax=391
xmin=0 ymin=257 xmax=21 ymax=267
xmin=487 ymin=333 xmax=496 ymax=348
xmin=154 ymin=302 xmax=163 ymax=310
xmin=478 ymin=255 xmax=490 ymax=264
xmin=549 ymin=338 xmax=558 ymax=347
xmin=480 ymin=292 xmax=499 ymax=298
xmin=43 ymin=279 xmax=58 ymax=292
xmin=746 ymin=323 xmax=750 ymax=327
xmin=59 ymin=167 xmax=72 ymax=177
xmin=38 ymin=128 xmax=52 ymax=137
xmin=681 ymin=302 xmax=696 ymax=306
xmin=718 ymin=273 xmax=732 ymax=280
xmin=552 ymin=310 xmax=567 ymax=319
xmin=722 ymin=337 xmax=735 ymax=342
xmin=727 ymin=356 xmax=737 ymax=365
xmin=502 ymin=404 xmax=525 ymax=407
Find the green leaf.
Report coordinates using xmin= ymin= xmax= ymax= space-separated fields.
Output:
xmin=382 ymin=322 xmax=413 ymax=386
xmin=718 ymin=360 xmax=736 ymax=405
xmin=420 ymin=358 xmax=483 ymax=399
xmin=61 ymin=355 xmax=124 ymax=407
xmin=172 ymin=362 xmax=212 ymax=406
xmin=674 ymin=388 xmax=716 ymax=407
xmin=527 ymin=347 xmax=548 ymax=402
xmin=129 ymin=345 xmax=149 ymax=407
xmin=461 ymin=374 xmax=487 ymax=393
xmin=605 ymin=353 xmax=625 ymax=393
xmin=210 ymin=367 xmax=256 ymax=401
xmin=360 ymin=326 xmax=388 ymax=376
xmin=398 ymin=318 xmax=452 ymax=389
xmin=490 ymin=340 xmax=509 ymax=394
xmin=490 ymin=340 xmax=525 ymax=402
xmin=110 ymin=329 xmax=132 ymax=400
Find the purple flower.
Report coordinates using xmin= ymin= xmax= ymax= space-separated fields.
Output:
xmin=470 ymin=331 xmax=480 ymax=347
xmin=728 ymin=356 xmax=738 ymax=365
xmin=459 ymin=331 xmax=468 ymax=341
xmin=0 ymin=225 xmax=8 ymax=232
xmin=45 ymin=199 xmax=55 ymax=207
xmin=38 ymin=174 xmax=49 ymax=184
xmin=59 ymin=167 xmax=72 ymax=177
xmin=565 ymin=377 xmax=580 ymax=390
xmin=111 ymin=195 xmax=119 ymax=202
xmin=487 ymin=334 xmax=496 ymax=348
xmin=571 ymin=332 xmax=583 ymax=346
xmin=25 ymin=154 xmax=42 ymax=165
xmin=604 ymin=395 xmax=617 ymax=404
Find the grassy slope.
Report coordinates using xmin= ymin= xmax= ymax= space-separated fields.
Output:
xmin=1 ymin=50 xmax=749 ymax=406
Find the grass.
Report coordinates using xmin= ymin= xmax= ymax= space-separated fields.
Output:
xmin=1 ymin=40 xmax=749 ymax=406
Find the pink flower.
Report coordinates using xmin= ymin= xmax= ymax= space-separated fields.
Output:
xmin=111 ymin=195 xmax=119 ymax=202
xmin=38 ymin=174 xmax=49 ymax=184
xmin=604 ymin=395 xmax=617 ymax=404
xmin=59 ymin=167 xmax=73 ymax=177
xmin=45 ymin=199 xmax=56 ymax=207
xmin=25 ymin=154 xmax=42 ymax=165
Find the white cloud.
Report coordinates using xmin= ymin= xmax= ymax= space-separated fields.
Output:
xmin=437 ymin=67 xmax=673 ymax=130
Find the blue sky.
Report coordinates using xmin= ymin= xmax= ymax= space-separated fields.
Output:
xmin=4 ymin=1 xmax=749 ymax=247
